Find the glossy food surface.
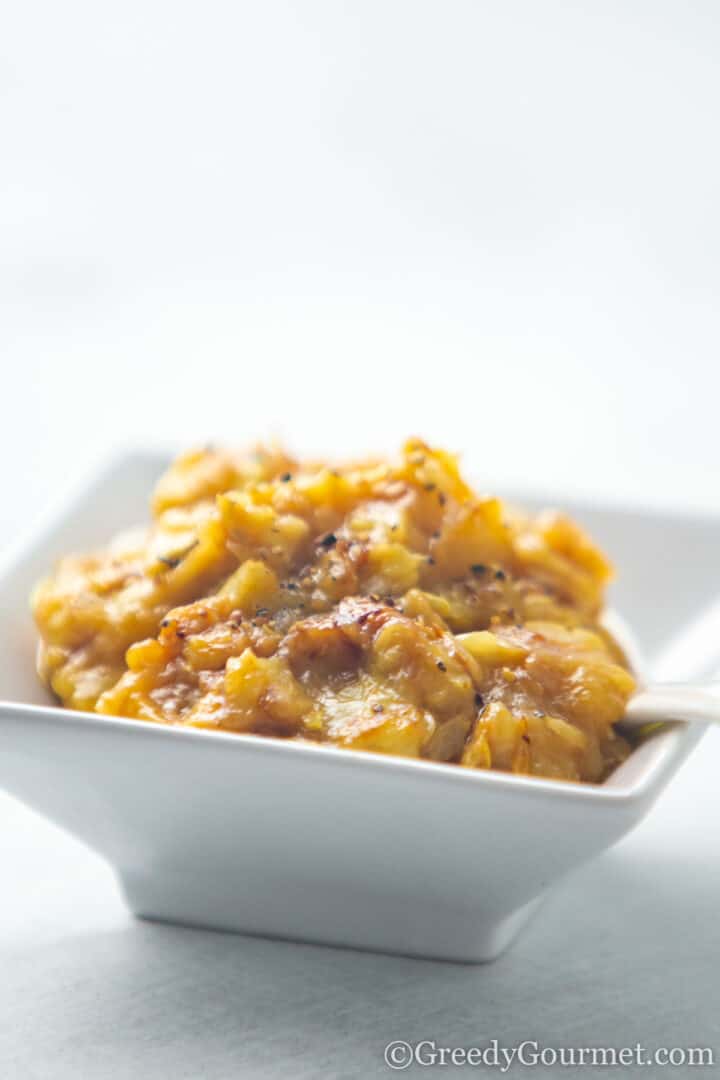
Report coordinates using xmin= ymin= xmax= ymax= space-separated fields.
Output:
xmin=32 ymin=441 xmax=635 ymax=782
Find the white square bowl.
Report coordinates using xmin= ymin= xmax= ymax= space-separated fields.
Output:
xmin=0 ymin=454 xmax=708 ymax=963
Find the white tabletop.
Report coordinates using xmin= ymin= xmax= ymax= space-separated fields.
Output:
xmin=3 ymin=1 xmax=720 ymax=1075
xmin=2 ymin=734 xmax=719 ymax=1079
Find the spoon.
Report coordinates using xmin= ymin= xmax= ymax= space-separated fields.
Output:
xmin=622 ymin=683 xmax=720 ymax=729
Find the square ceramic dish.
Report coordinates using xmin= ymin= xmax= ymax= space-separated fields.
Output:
xmin=0 ymin=455 xmax=710 ymax=963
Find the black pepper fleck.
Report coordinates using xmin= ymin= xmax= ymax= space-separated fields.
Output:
xmin=280 ymin=472 xmax=292 ymax=482
xmin=470 ymin=563 xmax=487 ymax=575
xmin=158 ymin=554 xmax=181 ymax=569
xmin=436 ymin=660 xmax=447 ymax=672
xmin=320 ymin=533 xmax=337 ymax=548
xmin=474 ymin=692 xmax=484 ymax=708
xmin=495 ymin=569 xmax=506 ymax=581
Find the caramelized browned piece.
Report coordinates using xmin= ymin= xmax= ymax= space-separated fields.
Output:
xmin=32 ymin=440 xmax=635 ymax=782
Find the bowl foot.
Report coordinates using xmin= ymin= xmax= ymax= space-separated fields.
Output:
xmin=118 ymin=867 xmax=544 ymax=964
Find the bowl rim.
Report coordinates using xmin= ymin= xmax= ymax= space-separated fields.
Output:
xmin=0 ymin=692 xmax=698 ymax=810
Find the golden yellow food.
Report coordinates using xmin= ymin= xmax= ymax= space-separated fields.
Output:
xmin=31 ymin=440 xmax=636 ymax=782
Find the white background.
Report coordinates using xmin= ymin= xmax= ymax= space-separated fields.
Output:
xmin=2 ymin=3 xmax=720 ymax=1077
xmin=3 ymin=0 xmax=720 ymax=524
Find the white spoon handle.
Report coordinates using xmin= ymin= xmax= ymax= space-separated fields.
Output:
xmin=623 ymin=682 xmax=720 ymax=729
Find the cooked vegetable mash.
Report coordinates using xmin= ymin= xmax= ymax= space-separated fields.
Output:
xmin=32 ymin=440 xmax=635 ymax=782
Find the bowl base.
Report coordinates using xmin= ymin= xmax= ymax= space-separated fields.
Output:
xmin=119 ymin=867 xmax=544 ymax=964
